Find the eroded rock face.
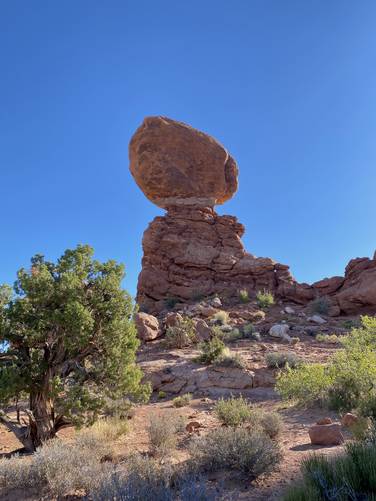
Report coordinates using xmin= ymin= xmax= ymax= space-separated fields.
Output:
xmin=129 ymin=116 xmax=376 ymax=316
xmin=136 ymin=205 xmax=297 ymax=313
xmin=129 ymin=116 xmax=238 ymax=209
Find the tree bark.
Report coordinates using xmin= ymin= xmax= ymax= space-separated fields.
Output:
xmin=29 ymin=390 xmax=55 ymax=449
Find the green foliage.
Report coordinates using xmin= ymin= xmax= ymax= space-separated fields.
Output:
xmin=308 ymin=296 xmax=330 ymax=315
xmin=0 ymin=245 xmax=150 ymax=447
xmin=214 ymin=349 xmax=247 ymax=369
xmin=165 ymin=316 xmax=197 ymax=348
xmin=211 ymin=310 xmax=230 ymax=325
xmin=172 ymin=393 xmax=192 ymax=408
xmin=248 ymin=409 xmax=283 ymax=439
xmin=283 ymin=440 xmax=376 ymax=501
xmin=238 ymin=289 xmax=249 ymax=303
xmin=276 ymin=363 xmax=333 ymax=406
xmin=197 ymin=337 xmax=225 ymax=364
xmin=265 ymin=352 xmax=302 ymax=369
xmin=189 ymin=427 xmax=282 ymax=477
xmin=315 ymin=333 xmax=340 ymax=344
xmin=277 ymin=316 xmax=376 ymax=413
xmin=215 ymin=395 xmax=252 ymax=426
xmin=242 ymin=323 xmax=255 ymax=337
xmin=158 ymin=391 xmax=167 ymax=399
xmin=256 ymin=290 xmax=275 ymax=310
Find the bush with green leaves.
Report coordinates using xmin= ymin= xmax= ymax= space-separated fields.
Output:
xmin=211 ymin=310 xmax=230 ymax=325
xmin=172 ymin=393 xmax=192 ymax=408
xmin=215 ymin=395 xmax=252 ymax=426
xmin=277 ymin=316 xmax=376 ymax=413
xmin=197 ymin=337 xmax=225 ymax=364
xmin=308 ymin=296 xmax=330 ymax=315
xmin=189 ymin=427 xmax=282 ymax=477
xmin=238 ymin=289 xmax=249 ymax=303
xmin=0 ymin=245 xmax=150 ymax=450
xmin=165 ymin=316 xmax=197 ymax=348
xmin=256 ymin=290 xmax=275 ymax=310
xmin=248 ymin=409 xmax=283 ymax=439
xmin=265 ymin=352 xmax=302 ymax=369
xmin=315 ymin=333 xmax=340 ymax=344
xmin=215 ymin=349 xmax=247 ymax=369
xmin=283 ymin=439 xmax=376 ymax=501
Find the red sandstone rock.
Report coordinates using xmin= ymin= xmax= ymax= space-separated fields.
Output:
xmin=129 ymin=116 xmax=238 ymax=209
xmin=134 ymin=312 xmax=161 ymax=341
xmin=309 ymin=423 xmax=344 ymax=446
xmin=316 ymin=417 xmax=332 ymax=425
xmin=341 ymin=413 xmax=359 ymax=427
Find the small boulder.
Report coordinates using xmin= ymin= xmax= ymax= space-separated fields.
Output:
xmin=308 ymin=315 xmax=327 ymax=325
xmin=269 ymin=324 xmax=292 ymax=342
xmin=341 ymin=413 xmax=359 ymax=428
xmin=186 ymin=421 xmax=202 ymax=433
xmin=309 ymin=423 xmax=344 ymax=446
xmin=316 ymin=417 xmax=332 ymax=425
xmin=134 ymin=312 xmax=161 ymax=341
xmin=165 ymin=312 xmax=183 ymax=328
xmin=284 ymin=306 xmax=295 ymax=314
xmin=194 ymin=319 xmax=212 ymax=341
xmin=211 ymin=297 xmax=222 ymax=308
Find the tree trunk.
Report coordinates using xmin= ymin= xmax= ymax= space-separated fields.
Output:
xmin=29 ymin=391 xmax=55 ymax=449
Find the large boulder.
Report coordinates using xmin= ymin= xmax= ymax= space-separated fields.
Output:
xmin=129 ymin=116 xmax=238 ymax=209
xmin=134 ymin=312 xmax=161 ymax=341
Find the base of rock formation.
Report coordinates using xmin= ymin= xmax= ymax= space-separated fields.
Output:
xmin=136 ymin=205 xmax=376 ymax=316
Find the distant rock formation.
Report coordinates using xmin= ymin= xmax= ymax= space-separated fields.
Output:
xmin=129 ymin=116 xmax=376 ymax=316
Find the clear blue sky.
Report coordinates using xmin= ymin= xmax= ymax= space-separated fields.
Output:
xmin=1 ymin=1 xmax=375 ymax=297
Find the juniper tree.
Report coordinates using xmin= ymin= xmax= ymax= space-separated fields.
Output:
xmin=0 ymin=245 xmax=149 ymax=451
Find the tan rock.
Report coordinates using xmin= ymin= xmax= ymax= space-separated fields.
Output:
xmin=316 ymin=417 xmax=332 ymax=425
xmin=134 ymin=312 xmax=161 ymax=341
xmin=341 ymin=413 xmax=358 ymax=427
xmin=308 ymin=423 xmax=344 ymax=446
xmin=186 ymin=421 xmax=202 ymax=433
xmin=164 ymin=312 xmax=183 ymax=329
xmin=129 ymin=116 xmax=238 ymax=209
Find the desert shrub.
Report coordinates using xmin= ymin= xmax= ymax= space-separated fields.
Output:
xmin=104 ymin=398 xmax=134 ymax=420
xmin=238 ymin=289 xmax=249 ymax=303
xmin=342 ymin=318 xmax=360 ymax=330
xmin=276 ymin=363 xmax=333 ymax=406
xmin=215 ymin=349 xmax=247 ymax=369
xmin=165 ymin=317 xmax=197 ymax=348
xmin=222 ymin=327 xmax=242 ymax=342
xmin=148 ymin=414 xmax=184 ymax=457
xmin=215 ymin=395 xmax=252 ymax=426
xmin=0 ymin=455 xmax=37 ymax=489
xmin=158 ymin=390 xmax=167 ymax=399
xmin=358 ymin=391 xmax=376 ymax=421
xmin=212 ymin=310 xmax=230 ymax=325
xmin=278 ymin=316 xmax=376 ymax=412
xmin=165 ymin=297 xmax=179 ymax=309
xmin=189 ymin=427 xmax=282 ymax=477
xmin=283 ymin=440 xmax=376 ymax=501
xmin=80 ymin=417 xmax=128 ymax=443
xmin=242 ymin=323 xmax=255 ymax=337
xmin=315 ymin=333 xmax=340 ymax=344
xmin=173 ymin=393 xmax=192 ymax=408
xmin=90 ymin=454 xmax=218 ymax=501
xmin=308 ymin=296 xmax=330 ymax=315
xmin=265 ymin=352 xmax=302 ymax=369
xmin=248 ymin=409 xmax=283 ymax=439
xmin=256 ymin=290 xmax=275 ymax=310
xmin=0 ymin=433 xmax=112 ymax=496
xmin=198 ymin=337 xmax=225 ymax=364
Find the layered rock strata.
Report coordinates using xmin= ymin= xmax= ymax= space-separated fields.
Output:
xmin=129 ymin=116 xmax=376 ymax=316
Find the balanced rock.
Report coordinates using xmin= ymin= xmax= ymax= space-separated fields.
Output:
xmin=129 ymin=116 xmax=238 ymax=209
